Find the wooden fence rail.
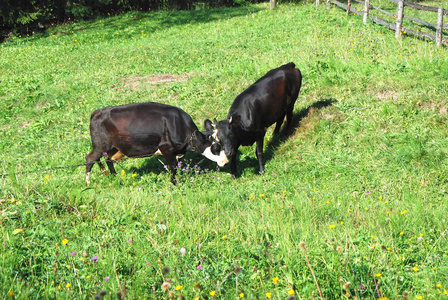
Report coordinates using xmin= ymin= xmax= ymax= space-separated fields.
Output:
xmin=325 ymin=0 xmax=447 ymax=47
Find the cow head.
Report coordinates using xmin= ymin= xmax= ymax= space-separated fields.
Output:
xmin=204 ymin=117 xmax=238 ymax=157
xmin=191 ymin=130 xmax=229 ymax=167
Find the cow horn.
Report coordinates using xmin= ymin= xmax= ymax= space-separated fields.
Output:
xmin=213 ymin=118 xmax=218 ymax=125
xmin=229 ymin=116 xmax=232 ymax=124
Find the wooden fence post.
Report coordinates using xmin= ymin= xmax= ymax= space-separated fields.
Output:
xmin=395 ymin=0 xmax=404 ymax=38
xmin=270 ymin=0 xmax=275 ymax=10
xmin=363 ymin=0 xmax=370 ymax=24
xmin=346 ymin=0 xmax=352 ymax=15
xmin=436 ymin=7 xmax=444 ymax=47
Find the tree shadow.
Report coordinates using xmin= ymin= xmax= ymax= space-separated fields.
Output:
xmin=233 ymin=98 xmax=337 ymax=174
xmin=32 ymin=6 xmax=261 ymax=40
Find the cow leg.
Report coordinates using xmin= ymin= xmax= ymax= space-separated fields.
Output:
xmin=273 ymin=112 xmax=285 ymax=135
xmin=230 ymin=153 xmax=238 ymax=178
xmin=85 ymin=150 xmax=105 ymax=184
xmin=286 ymin=103 xmax=294 ymax=131
xmin=105 ymin=150 xmax=123 ymax=175
xmin=106 ymin=160 xmax=117 ymax=175
xmin=162 ymin=154 xmax=178 ymax=184
xmin=255 ymin=138 xmax=265 ymax=174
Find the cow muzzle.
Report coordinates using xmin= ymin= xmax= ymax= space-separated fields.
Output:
xmin=202 ymin=147 xmax=229 ymax=167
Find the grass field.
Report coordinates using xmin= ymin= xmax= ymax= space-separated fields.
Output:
xmin=1 ymin=1 xmax=448 ymax=299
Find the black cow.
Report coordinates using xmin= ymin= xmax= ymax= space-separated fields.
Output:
xmin=86 ymin=102 xmax=228 ymax=184
xmin=205 ymin=62 xmax=302 ymax=176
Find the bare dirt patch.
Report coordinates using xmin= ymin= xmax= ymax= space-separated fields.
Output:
xmin=120 ymin=73 xmax=194 ymax=91
xmin=417 ymin=102 xmax=436 ymax=110
xmin=375 ymin=89 xmax=399 ymax=101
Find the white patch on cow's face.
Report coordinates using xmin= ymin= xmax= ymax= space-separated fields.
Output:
xmin=202 ymin=146 xmax=228 ymax=167
xmin=212 ymin=129 xmax=219 ymax=142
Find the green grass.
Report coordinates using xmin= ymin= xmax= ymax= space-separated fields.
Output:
xmin=1 ymin=1 xmax=448 ymax=299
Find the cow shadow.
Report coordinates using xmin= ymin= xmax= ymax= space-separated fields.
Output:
xmin=121 ymin=99 xmax=336 ymax=178
xmin=237 ymin=98 xmax=337 ymax=174
xmin=129 ymin=151 xmax=220 ymax=177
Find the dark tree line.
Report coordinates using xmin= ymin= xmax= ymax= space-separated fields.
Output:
xmin=0 ymin=0 xmax=262 ymax=37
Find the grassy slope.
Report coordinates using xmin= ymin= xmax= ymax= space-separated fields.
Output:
xmin=1 ymin=1 xmax=448 ymax=299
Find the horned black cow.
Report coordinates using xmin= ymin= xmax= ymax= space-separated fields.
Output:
xmin=205 ymin=62 xmax=302 ymax=177
xmin=86 ymin=102 xmax=228 ymax=184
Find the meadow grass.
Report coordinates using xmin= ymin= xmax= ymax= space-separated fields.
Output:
xmin=1 ymin=1 xmax=448 ymax=299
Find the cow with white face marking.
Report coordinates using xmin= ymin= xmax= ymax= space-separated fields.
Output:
xmin=86 ymin=102 xmax=228 ymax=184
xmin=205 ymin=62 xmax=302 ymax=177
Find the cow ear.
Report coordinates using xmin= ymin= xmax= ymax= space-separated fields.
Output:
xmin=204 ymin=119 xmax=214 ymax=132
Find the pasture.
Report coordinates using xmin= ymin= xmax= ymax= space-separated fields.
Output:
xmin=1 ymin=1 xmax=448 ymax=298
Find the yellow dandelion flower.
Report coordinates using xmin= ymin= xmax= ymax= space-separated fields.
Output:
xmin=131 ymin=173 xmax=137 ymax=177
xmin=375 ymin=273 xmax=382 ymax=277
xmin=288 ymin=289 xmax=295 ymax=295
xmin=62 ymin=239 xmax=69 ymax=245
xmin=210 ymin=290 xmax=216 ymax=296
xmin=266 ymin=292 xmax=272 ymax=298
xmin=240 ymin=292 xmax=245 ymax=298
xmin=444 ymin=290 xmax=448 ymax=295
xmin=416 ymin=296 xmax=422 ymax=300
xmin=400 ymin=232 xmax=404 ymax=235
xmin=413 ymin=267 xmax=418 ymax=272
xmin=66 ymin=283 xmax=71 ymax=288
xmin=436 ymin=284 xmax=442 ymax=288
xmin=259 ymin=194 xmax=265 ymax=198
xmin=272 ymin=277 xmax=279 ymax=284
xmin=7 ymin=291 xmax=14 ymax=298
xmin=175 ymin=285 xmax=183 ymax=291
xmin=329 ymin=224 xmax=335 ymax=229
xmin=58 ymin=285 xmax=62 ymax=290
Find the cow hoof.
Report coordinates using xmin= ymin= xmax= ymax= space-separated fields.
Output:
xmin=260 ymin=170 xmax=265 ymax=175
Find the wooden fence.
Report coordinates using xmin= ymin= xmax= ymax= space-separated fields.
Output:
xmin=324 ymin=0 xmax=447 ymax=47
